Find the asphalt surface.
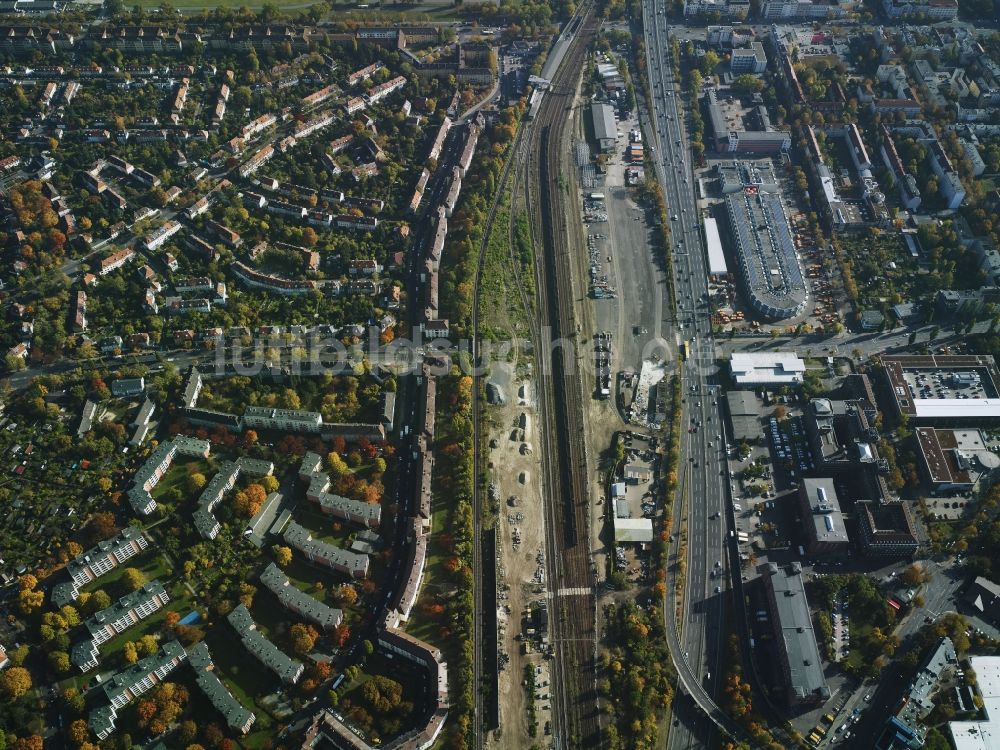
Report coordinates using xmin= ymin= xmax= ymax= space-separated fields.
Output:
xmin=641 ymin=6 xmax=731 ymax=748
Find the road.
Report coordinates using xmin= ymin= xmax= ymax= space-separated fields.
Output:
xmin=640 ymin=6 xmax=735 ymax=748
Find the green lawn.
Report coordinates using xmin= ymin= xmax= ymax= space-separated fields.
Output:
xmin=79 ymin=549 xmax=172 ymax=598
xmin=203 ymin=625 xmax=279 ymax=738
xmin=338 ymin=653 xmax=425 ymax=743
xmin=281 ymin=556 xmax=365 ymax=628
xmin=402 ymin=504 xmax=452 ymax=663
xmin=96 ymin=589 xmax=193 ymax=671
xmin=150 ymin=457 xmax=213 ymax=505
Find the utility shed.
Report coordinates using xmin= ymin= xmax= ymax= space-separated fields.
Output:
xmin=613 ymin=517 xmax=654 ymax=543
xmin=590 ymin=101 xmax=617 ymax=152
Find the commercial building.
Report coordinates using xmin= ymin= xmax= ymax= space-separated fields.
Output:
xmin=876 ymin=638 xmax=957 ymax=749
xmin=706 ymin=89 xmax=791 ymax=154
xmin=590 ymin=101 xmax=617 ymax=152
xmin=881 ymin=355 xmax=1000 ymax=424
xmin=757 ymin=562 xmax=830 ymax=707
xmin=950 ymin=655 xmax=1000 ymax=749
xmin=882 ymin=0 xmax=958 ymax=19
xmin=729 ymin=352 xmax=806 ymax=387
xmin=855 ymin=501 xmax=918 ymax=557
xmin=260 ymin=563 xmax=342 ymax=631
xmin=915 ymin=427 xmax=1000 ymax=495
xmin=760 ymin=0 xmax=844 ymax=17
xmin=227 ymin=604 xmax=304 ymax=684
xmin=730 ymin=42 xmax=766 ymax=74
xmin=796 ymin=478 xmax=849 ymax=554
xmin=187 ymin=642 xmax=256 ymax=734
xmin=724 ymin=187 xmax=807 ymax=320
xmin=965 ymin=576 xmax=1000 ymax=624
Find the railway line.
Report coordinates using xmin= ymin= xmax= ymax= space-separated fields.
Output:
xmin=522 ymin=7 xmax=602 ymax=749
xmin=469 ymin=5 xmax=607 ymax=747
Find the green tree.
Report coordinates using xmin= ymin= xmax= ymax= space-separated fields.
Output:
xmin=122 ymin=568 xmax=145 ymax=592
xmin=273 ymin=545 xmax=292 ymax=567
xmin=0 ymin=666 xmax=32 ymax=697
xmin=48 ymin=650 xmax=71 ymax=674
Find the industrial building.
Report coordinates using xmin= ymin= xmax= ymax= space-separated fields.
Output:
xmin=757 ymin=562 xmax=830 ymax=707
xmin=590 ymin=101 xmax=617 ymax=152
xmin=703 ymin=217 xmax=729 ymax=279
xmin=725 ymin=390 xmax=762 ymax=442
xmin=723 ymin=185 xmax=807 ymax=320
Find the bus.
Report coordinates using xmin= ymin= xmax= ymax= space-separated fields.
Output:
xmin=681 ymin=340 xmax=690 ymax=361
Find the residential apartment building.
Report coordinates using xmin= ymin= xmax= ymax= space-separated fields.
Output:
xmin=71 ymin=581 xmax=170 ymax=672
xmin=260 ymin=563 xmax=342 ymax=631
xmin=186 ymin=642 xmax=256 ymax=734
xmin=97 ymin=247 xmax=135 ymax=276
xmin=227 ymin=604 xmax=304 ymax=684
xmin=243 ymin=405 xmax=323 ymax=433
xmin=128 ymin=436 xmax=211 ymax=516
xmin=283 ymin=521 xmax=369 ymax=579
xmin=88 ymin=641 xmax=187 ymax=740
xmin=306 ymin=481 xmax=382 ymax=529
xmin=52 ymin=527 xmax=148 ymax=607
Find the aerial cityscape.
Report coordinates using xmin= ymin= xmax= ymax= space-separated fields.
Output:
xmin=0 ymin=0 xmax=999 ymax=749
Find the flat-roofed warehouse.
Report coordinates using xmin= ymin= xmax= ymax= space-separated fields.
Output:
xmin=704 ymin=216 xmax=729 ymax=279
xmin=590 ymin=101 xmax=617 ymax=152
xmin=725 ymin=186 xmax=808 ymax=320
xmin=730 ymin=351 xmax=805 ymax=387
xmin=881 ymin=354 xmax=1000 ymax=424
xmin=726 ymin=390 xmax=761 ymax=442
xmin=757 ymin=562 xmax=830 ymax=707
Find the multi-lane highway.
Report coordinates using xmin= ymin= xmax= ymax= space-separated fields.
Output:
xmin=640 ymin=5 xmax=735 ymax=748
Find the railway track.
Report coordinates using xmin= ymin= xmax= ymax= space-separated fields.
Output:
xmin=468 ymin=5 xmax=602 ymax=746
xmin=521 ymin=7 xmax=603 ymax=748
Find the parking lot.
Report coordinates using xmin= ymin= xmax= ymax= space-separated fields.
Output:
xmin=831 ymin=588 xmax=849 ymax=663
